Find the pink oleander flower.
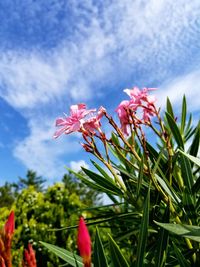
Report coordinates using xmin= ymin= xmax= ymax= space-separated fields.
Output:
xmin=124 ymin=87 xmax=156 ymax=104
xmin=116 ymin=100 xmax=131 ymax=135
xmin=116 ymin=87 xmax=157 ymax=134
xmin=22 ymin=244 xmax=37 ymax=267
xmin=77 ymin=217 xmax=91 ymax=267
xmin=83 ymin=106 xmax=106 ymax=135
xmin=54 ymin=104 xmax=95 ymax=138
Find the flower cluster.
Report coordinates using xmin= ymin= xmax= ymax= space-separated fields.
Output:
xmin=0 ymin=212 xmax=37 ymax=267
xmin=116 ymin=87 xmax=156 ymax=134
xmin=22 ymin=244 xmax=37 ymax=267
xmin=54 ymin=86 xmax=157 ymax=139
xmin=54 ymin=104 xmax=106 ymax=138
xmin=0 ymin=211 xmax=15 ymax=267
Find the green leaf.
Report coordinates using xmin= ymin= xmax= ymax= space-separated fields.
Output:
xmin=94 ymin=228 xmax=109 ymax=267
xmin=154 ymin=222 xmax=200 ymax=242
xmin=172 ymin=242 xmax=190 ymax=267
xmin=108 ymin=234 xmax=129 ymax=267
xmin=91 ymin=160 xmax=114 ymax=183
xmin=156 ymin=174 xmax=181 ymax=204
xmin=155 ymin=206 xmax=169 ymax=267
xmin=82 ymin=167 xmax=123 ymax=196
xmin=181 ymin=95 xmax=187 ymax=134
xmin=136 ymin=155 xmax=144 ymax=198
xmin=65 ymin=167 xmax=121 ymax=195
xmin=178 ymin=150 xmax=200 ymax=167
xmin=166 ymin=97 xmax=175 ymax=119
xmin=40 ymin=242 xmax=83 ymax=267
xmin=136 ymin=188 xmax=150 ymax=267
xmin=189 ymin=122 xmax=200 ymax=157
xmin=179 ymin=152 xmax=194 ymax=191
xmin=165 ymin=112 xmax=184 ymax=149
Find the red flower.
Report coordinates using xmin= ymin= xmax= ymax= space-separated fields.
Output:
xmin=23 ymin=244 xmax=37 ymax=267
xmin=4 ymin=211 xmax=15 ymax=236
xmin=77 ymin=217 xmax=91 ymax=267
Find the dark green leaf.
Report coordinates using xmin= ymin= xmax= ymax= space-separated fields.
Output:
xmin=136 ymin=155 xmax=144 ymax=198
xmin=108 ymin=234 xmax=129 ymax=267
xmin=94 ymin=228 xmax=109 ymax=267
xmin=155 ymin=206 xmax=169 ymax=267
xmin=65 ymin=167 xmax=121 ymax=195
xmin=136 ymin=188 xmax=150 ymax=267
xmin=172 ymin=242 xmax=190 ymax=267
xmin=181 ymin=95 xmax=187 ymax=134
xmin=165 ymin=112 xmax=184 ymax=149
xmin=82 ymin=167 xmax=123 ymax=196
xmin=179 ymin=153 xmax=194 ymax=191
xmin=166 ymin=97 xmax=175 ymax=119
xmin=91 ymin=160 xmax=114 ymax=183
xmin=189 ymin=122 xmax=200 ymax=157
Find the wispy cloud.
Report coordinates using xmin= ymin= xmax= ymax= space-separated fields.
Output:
xmin=69 ymin=160 xmax=89 ymax=173
xmin=155 ymin=69 xmax=200 ymax=112
xmin=13 ymin=118 xmax=81 ymax=180
xmin=0 ymin=0 xmax=200 ymax=178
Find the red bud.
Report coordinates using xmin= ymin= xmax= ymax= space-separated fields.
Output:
xmin=77 ymin=217 xmax=91 ymax=267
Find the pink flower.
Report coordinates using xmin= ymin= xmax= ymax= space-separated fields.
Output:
xmin=116 ymin=87 xmax=157 ymax=133
xmin=83 ymin=106 xmax=106 ymax=134
xmin=54 ymin=104 xmax=95 ymax=138
xmin=116 ymin=100 xmax=131 ymax=135
xmin=143 ymin=104 xmax=156 ymax=123
xmin=77 ymin=217 xmax=91 ymax=267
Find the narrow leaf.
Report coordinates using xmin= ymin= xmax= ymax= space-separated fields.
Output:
xmin=155 ymin=206 xmax=169 ymax=267
xmin=189 ymin=122 xmax=200 ymax=157
xmin=165 ymin=112 xmax=184 ymax=149
xmin=179 ymin=153 xmax=194 ymax=191
xmin=179 ymin=150 xmax=200 ymax=167
xmin=166 ymin=97 xmax=175 ymax=119
xmin=172 ymin=242 xmax=190 ymax=267
xmin=65 ymin=167 xmax=121 ymax=195
xmin=91 ymin=160 xmax=114 ymax=182
xmin=82 ymin=167 xmax=123 ymax=195
xmin=181 ymin=95 xmax=187 ymax=134
xmin=40 ymin=242 xmax=83 ymax=267
xmin=94 ymin=228 xmax=109 ymax=267
xmin=108 ymin=234 xmax=129 ymax=267
xmin=136 ymin=188 xmax=150 ymax=267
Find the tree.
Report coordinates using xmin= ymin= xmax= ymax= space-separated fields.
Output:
xmin=13 ymin=170 xmax=46 ymax=193
xmin=0 ymin=182 xmax=15 ymax=208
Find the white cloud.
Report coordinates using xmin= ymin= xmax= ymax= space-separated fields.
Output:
xmin=155 ymin=69 xmax=200 ymax=111
xmin=0 ymin=0 xmax=200 ymax=110
xmin=13 ymin=118 xmax=81 ymax=180
xmin=0 ymin=0 xmax=200 ymax=179
xmin=69 ymin=160 xmax=89 ymax=172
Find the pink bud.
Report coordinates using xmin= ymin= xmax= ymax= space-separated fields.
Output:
xmin=77 ymin=217 xmax=91 ymax=267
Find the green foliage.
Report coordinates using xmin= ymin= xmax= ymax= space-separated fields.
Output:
xmin=0 ymin=182 xmax=15 ymax=208
xmin=0 ymin=172 xmax=101 ymax=267
xmin=48 ymin=96 xmax=200 ymax=266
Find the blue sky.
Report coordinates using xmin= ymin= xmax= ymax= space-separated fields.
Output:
xmin=0 ymin=0 xmax=200 ymax=185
